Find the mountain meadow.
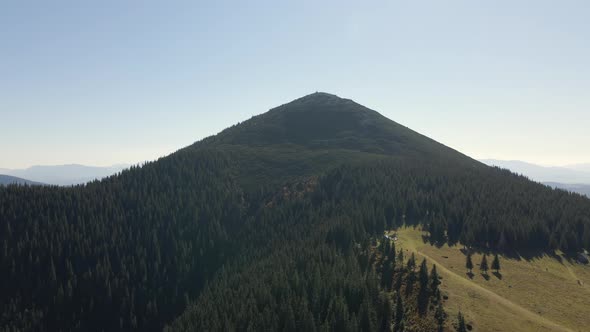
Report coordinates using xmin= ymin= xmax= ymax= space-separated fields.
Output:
xmin=1 ymin=93 xmax=589 ymax=331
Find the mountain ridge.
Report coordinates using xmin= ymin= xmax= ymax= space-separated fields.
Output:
xmin=178 ymin=92 xmax=483 ymax=190
xmin=0 ymin=163 xmax=130 ymax=185
xmin=1 ymin=93 xmax=589 ymax=332
xmin=0 ymin=174 xmax=43 ymax=186
xmin=480 ymin=159 xmax=590 ymax=184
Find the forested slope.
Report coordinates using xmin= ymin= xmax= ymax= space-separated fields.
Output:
xmin=1 ymin=93 xmax=589 ymax=331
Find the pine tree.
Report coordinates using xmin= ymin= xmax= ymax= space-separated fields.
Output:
xmin=380 ymin=296 xmax=392 ymax=332
xmin=434 ymin=302 xmax=445 ymax=332
xmin=382 ymin=261 xmax=394 ymax=290
xmin=388 ymin=241 xmax=396 ymax=266
xmin=394 ymin=292 xmax=404 ymax=332
xmin=457 ymin=311 xmax=467 ymax=332
xmin=465 ymin=253 xmax=473 ymax=273
xmin=430 ymin=264 xmax=440 ymax=293
xmin=359 ymin=297 xmax=375 ymax=332
xmin=480 ymin=254 xmax=489 ymax=275
xmin=407 ymin=253 xmax=416 ymax=272
xmin=419 ymin=259 xmax=429 ymax=288
xmin=491 ymin=253 xmax=501 ymax=273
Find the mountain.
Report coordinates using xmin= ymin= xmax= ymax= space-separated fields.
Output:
xmin=544 ymin=182 xmax=590 ymax=197
xmin=0 ymin=174 xmax=43 ymax=186
xmin=202 ymin=92 xmax=479 ymax=188
xmin=479 ymin=159 xmax=590 ymax=196
xmin=0 ymin=164 xmax=130 ymax=185
xmin=565 ymin=163 xmax=590 ymax=173
xmin=1 ymin=93 xmax=589 ymax=332
xmin=480 ymin=159 xmax=590 ymax=184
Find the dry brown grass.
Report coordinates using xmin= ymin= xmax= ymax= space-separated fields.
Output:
xmin=390 ymin=227 xmax=590 ymax=331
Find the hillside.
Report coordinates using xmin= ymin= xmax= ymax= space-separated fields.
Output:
xmin=0 ymin=174 xmax=42 ymax=186
xmin=1 ymin=93 xmax=589 ymax=331
xmin=393 ymin=227 xmax=589 ymax=332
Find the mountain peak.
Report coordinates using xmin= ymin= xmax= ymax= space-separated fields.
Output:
xmin=269 ymin=92 xmax=356 ymax=114
xmin=201 ymin=93 xmax=471 ymax=166
xmin=298 ymin=91 xmax=342 ymax=101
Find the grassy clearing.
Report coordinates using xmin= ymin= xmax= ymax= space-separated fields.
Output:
xmin=390 ymin=227 xmax=590 ymax=331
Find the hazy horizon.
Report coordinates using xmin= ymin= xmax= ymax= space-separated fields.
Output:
xmin=1 ymin=153 xmax=589 ymax=171
xmin=2 ymin=1 xmax=589 ymax=168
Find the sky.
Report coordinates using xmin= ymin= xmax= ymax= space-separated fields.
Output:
xmin=1 ymin=0 xmax=589 ymax=169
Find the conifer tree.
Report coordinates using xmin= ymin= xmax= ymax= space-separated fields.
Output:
xmin=359 ymin=297 xmax=375 ymax=332
xmin=407 ymin=253 xmax=416 ymax=272
xmin=457 ymin=311 xmax=467 ymax=332
xmin=491 ymin=253 xmax=501 ymax=273
xmin=388 ymin=241 xmax=396 ymax=266
xmin=419 ymin=259 xmax=429 ymax=288
xmin=480 ymin=254 xmax=489 ymax=275
xmin=394 ymin=292 xmax=405 ymax=332
xmin=430 ymin=264 xmax=440 ymax=293
xmin=380 ymin=296 xmax=392 ymax=332
xmin=434 ymin=301 xmax=445 ymax=332
xmin=465 ymin=253 xmax=473 ymax=273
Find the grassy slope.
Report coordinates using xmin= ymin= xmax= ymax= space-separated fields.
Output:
xmin=391 ymin=227 xmax=589 ymax=332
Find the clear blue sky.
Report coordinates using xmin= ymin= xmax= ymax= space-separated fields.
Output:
xmin=1 ymin=0 xmax=589 ymax=169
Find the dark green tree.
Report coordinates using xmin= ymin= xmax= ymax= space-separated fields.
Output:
xmin=359 ymin=297 xmax=375 ymax=332
xmin=419 ymin=259 xmax=429 ymax=288
xmin=430 ymin=264 xmax=441 ymax=293
xmin=491 ymin=253 xmax=501 ymax=273
xmin=480 ymin=254 xmax=489 ymax=275
xmin=407 ymin=253 xmax=416 ymax=272
xmin=466 ymin=253 xmax=473 ymax=273
xmin=434 ymin=301 xmax=445 ymax=332
xmin=398 ymin=249 xmax=404 ymax=269
xmin=380 ymin=295 xmax=392 ymax=332
xmin=457 ymin=311 xmax=467 ymax=332
xmin=394 ymin=292 xmax=405 ymax=332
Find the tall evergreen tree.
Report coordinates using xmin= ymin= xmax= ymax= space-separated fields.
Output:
xmin=465 ymin=253 xmax=473 ymax=273
xmin=480 ymin=254 xmax=489 ymax=275
xmin=419 ymin=259 xmax=429 ymax=288
xmin=430 ymin=264 xmax=440 ymax=293
xmin=457 ymin=311 xmax=467 ymax=332
xmin=491 ymin=253 xmax=501 ymax=273
xmin=398 ymin=249 xmax=404 ymax=269
xmin=359 ymin=297 xmax=375 ymax=332
xmin=394 ymin=292 xmax=405 ymax=332
xmin=407 ymin=253 xmax=416 ymax=272
xmin=380 ymin=295 xmax=393 ymax=332
xmin=434 ymin=302 xmax=445 ymax=332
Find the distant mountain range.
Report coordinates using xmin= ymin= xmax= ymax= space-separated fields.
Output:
xmin=543 ymin=182 xmax=590 ymax=197
xmin=480 ymin=159 xmax=590 ymax=197
xmin=565 ymin=163 xmax=590 ymax=173
xmin=0 ymin=174 xmax=44 ymax=186
xmin=0 ymin=164 xmax=130 ymax=186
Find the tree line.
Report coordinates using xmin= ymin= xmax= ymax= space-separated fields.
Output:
xmin=0 ymin=144 xmax=588 ymax=330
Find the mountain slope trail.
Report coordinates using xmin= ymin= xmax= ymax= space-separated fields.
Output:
xmin=395 ymin=228 xmax=574 ymax=332
xmin=416 ymin=250 xmax=573 ymax=332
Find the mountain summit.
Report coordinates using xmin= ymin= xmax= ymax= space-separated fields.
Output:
xmin=213 ymin=92 xmax=403 ymax=149
xmin=202 ymin=92 xmax=474 ymax=168
xmin=180 ymin=92 xmax=480 ymax=189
